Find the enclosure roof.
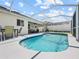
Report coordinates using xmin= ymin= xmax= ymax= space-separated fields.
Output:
xmin=0 ymin=0 xmax=78 ymax=23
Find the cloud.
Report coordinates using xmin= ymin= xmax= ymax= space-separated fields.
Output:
xmin=68 ymin=8 xmax=73 ymax=11
xmin=38 ymin=13 xmax=44 ymax=16
xmin=76 ymin=0 xmax=79 ymax=2
xmin=34 ymin=0 xmax=42 ymax=6
xmin=46 ymin=10 xmax=64 ymax=17
xmin=46 ymin=0 xmax=56 ymax=4
xmin=40 ymin=5 xmax=49 ymax=9
xmin=18 ymin=2 xmax=24 ymax=7
xmin=43 ymin=16 xmax=71 ymax=23
xmin=66 ymin=12 xmax=74 ymax=16
xmin=55 ymin=0 xmax=64 ymax=5
xmin=30 ymin=12 xmax=34 ymax=15
xmin=36 ymin=9 xmax=72 ymax=23
xmin=46 ymin=0 xmax=63 ymax=4
xmin=35 ymin=0 xmax=64 ymax=9
xmin=37 ymin=9 xmax=72 ymax=23
xmin=46 ymin=13 xmax=58 ymax=17
xmin=62 ymin=8 xmax=65 ymax=10
xmin=59 ymin=10 xmax=64 ymax=14
xmin=49 ymin=10 xmax=73 ymax=17
xmin=4 ymin=2 xmax=10 ymax=7
xmin=23 ymin=11 xmax=26 ymax=14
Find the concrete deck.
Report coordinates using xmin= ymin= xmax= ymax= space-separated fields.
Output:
xmin=0 ymin=33 xmax=79 ymax=59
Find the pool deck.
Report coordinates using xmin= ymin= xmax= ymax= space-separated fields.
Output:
xmin=0 ymin=33 xmax=79 ymax=59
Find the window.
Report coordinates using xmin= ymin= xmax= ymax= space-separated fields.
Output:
xmin=21 ymin=20 xmax=24 ymax=26
xmin=17 ymin=19 xmax=20 ymax=26
xmin=17 ymin=19 xmax=24 ymax=26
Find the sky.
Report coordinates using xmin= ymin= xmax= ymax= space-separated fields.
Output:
xmin=0 ymin=0 xmax=78 ymax=23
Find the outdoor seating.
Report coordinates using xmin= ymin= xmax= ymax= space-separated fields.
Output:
xmin=18 ymin=27 xmax=22 ymax=33
xmin=0 ymin=32 xmax=2 ymax=41
xmin=4 ymin=26 xmax=14 ymax=40
xmin=0 ymin=25 xmax=2 ymax=41
xmin=14 ymin=27 xmax=23 ymax=36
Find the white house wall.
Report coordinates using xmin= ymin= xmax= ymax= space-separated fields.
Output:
xmin=0 ymin=8 xmax=43 ymax=35
xmin=76 ymin=5 xmax=79 ymax=41
xmin=0 ymin=10 xmax=28 ymax=35
xmin=47 ymin=22 xmax=71 ymax=32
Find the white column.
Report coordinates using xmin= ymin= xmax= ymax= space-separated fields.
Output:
xmin=76 ymin=5 xmax=79 ymax=41
xmin=71 ymin=20 xmax=73 ymax=34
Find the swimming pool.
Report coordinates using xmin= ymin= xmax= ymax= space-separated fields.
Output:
xmin=20 ymin=33 xmax=69 ymax=52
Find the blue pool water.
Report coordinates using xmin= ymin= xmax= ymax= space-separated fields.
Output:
xmin=20 ymin=33 xmax=69 ymax=52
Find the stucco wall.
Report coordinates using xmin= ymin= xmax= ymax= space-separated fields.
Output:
xmin=0 ymin=11 xmax=28 ymax=35
xmin=47 ymin=22 xmax=71 ymax=32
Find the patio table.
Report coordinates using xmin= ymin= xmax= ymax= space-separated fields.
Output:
xmin=0 ymin=29 xmax=18 ymax=41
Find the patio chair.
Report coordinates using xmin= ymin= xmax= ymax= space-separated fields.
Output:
xmin=18 ymin=27 xmax=22 ymax=33
xmin=17 ymin=27 xmax=23 ymax=36
xmin=4 ymin=26 xmax=14 ymax=40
